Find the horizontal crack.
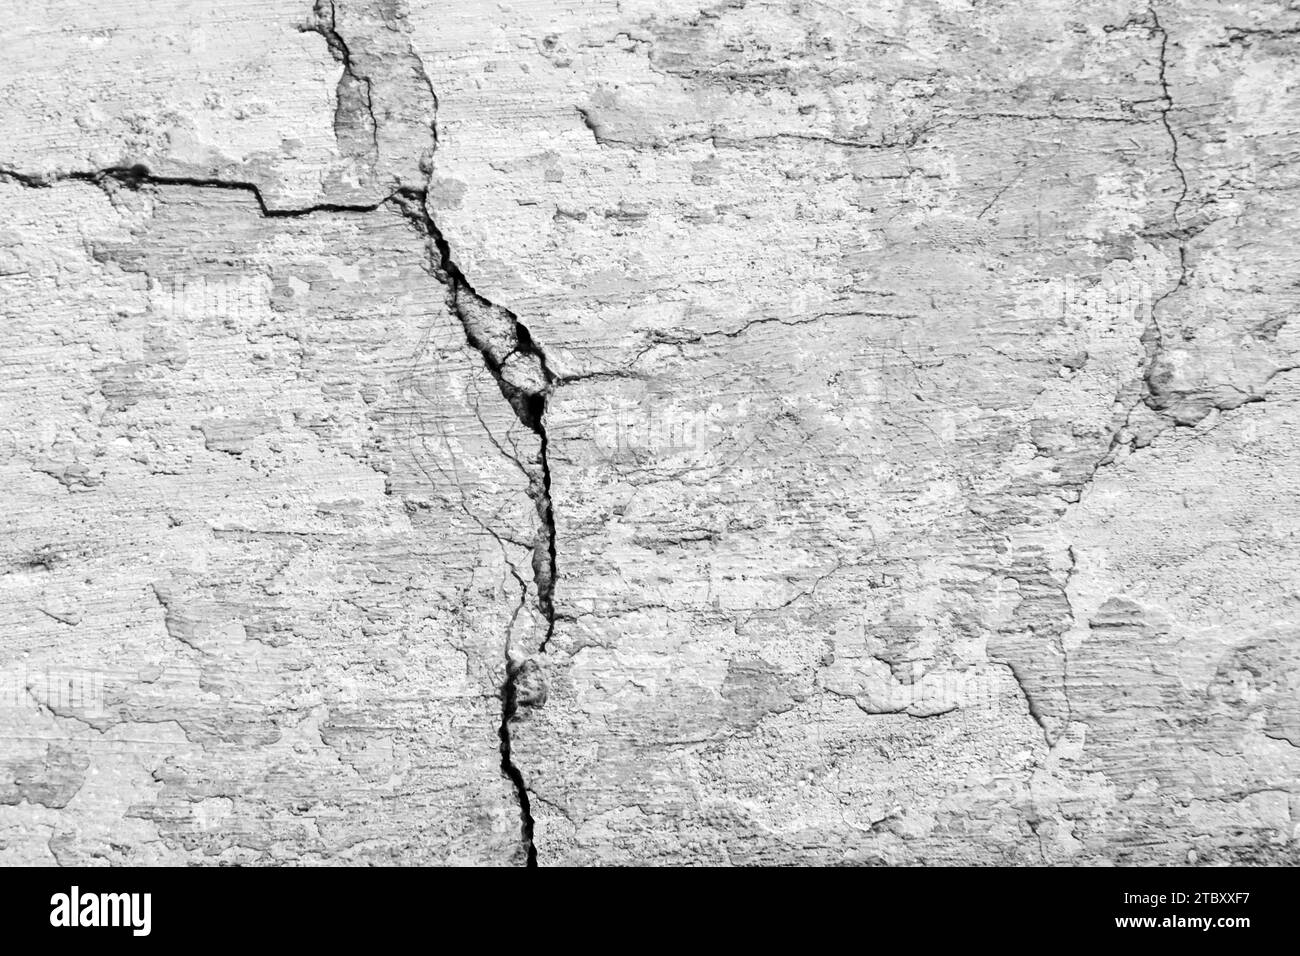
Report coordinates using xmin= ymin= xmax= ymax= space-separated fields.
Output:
xmin=0 ymin=163 xmax=393 ymax=216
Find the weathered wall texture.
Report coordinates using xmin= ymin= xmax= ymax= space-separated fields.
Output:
xmin=1 ymin=0 xmax=1297 ymax=865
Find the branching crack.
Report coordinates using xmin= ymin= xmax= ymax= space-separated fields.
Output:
xmin=388 ymin=188 xmax=558 ymax=651
xmin=390 ymin=187 xmax=554 ymax=867
xmin=1 ymin=157 xmax=557 ymax=867
xmin=1075 ymin=5 xmax=1195 ymax=482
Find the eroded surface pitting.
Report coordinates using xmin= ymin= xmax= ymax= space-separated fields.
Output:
xmin=4 ymin=0 xmax=1300 ymax=865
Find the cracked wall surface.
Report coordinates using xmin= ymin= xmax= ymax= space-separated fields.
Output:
xmin=1 ymin=0 xmax=1298 ymax=865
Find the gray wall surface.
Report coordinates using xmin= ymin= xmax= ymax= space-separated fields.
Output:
xmin=1 ymin=0 xmax=1297 ymax=865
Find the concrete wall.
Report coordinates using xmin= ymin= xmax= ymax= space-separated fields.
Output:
xmin=1 ymin=0 xmax=1297 ymax=865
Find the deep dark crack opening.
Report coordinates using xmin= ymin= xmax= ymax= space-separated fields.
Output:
xmin=1 ymin=161 xmax=554 ymax=866
xmin=392 ymin=187 xmax=555 ymax=867
xmin=498 ymin=659 xmax=539 ymax=867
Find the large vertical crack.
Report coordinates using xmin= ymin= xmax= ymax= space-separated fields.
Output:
xmin=389 ymin=190 xmax=557 ymax=634
xmin=498 ymin=661 xmax=539 ymax=866
xmin=1009 ymin=5 xmax=1194 ymax=749
xmin=2 ymin=0 xmax=560 ymax=868
xmin=390 ymin=188 xmax=554 ymax=868
xmin=1078 ymin=4 xmax=1193 ymax=479
xmin=372 ymin=5 xmax=554 ymax=868
xmin=317 ymin=0 xmax=556 ymax=865
xmin=1142 ymin=3 xmax=1191 ymax=418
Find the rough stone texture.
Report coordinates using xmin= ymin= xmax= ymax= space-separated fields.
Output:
xmin=1 ymin=0 xmax=1298 ymax=865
